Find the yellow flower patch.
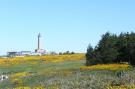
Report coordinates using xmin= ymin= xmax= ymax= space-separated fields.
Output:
xmin=107 ymin=85 xmax=135 ymax=89
xmin=13 ymin=86 xmax=45 ymax=89
xmin=13 ymin=87 xmax=31 ymax=89
xmin=48 ymin=54 xmax=85 ymax=63
xmin=0 ymin=54 xmax=85 ymax=64
xmin=80 ymin=64 xmax=130 ymax=71
xmin=11 ymin=72 xmax=30 ymax=78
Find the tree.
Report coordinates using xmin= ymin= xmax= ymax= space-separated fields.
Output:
xmin=96 ymin=32 xmax=118 ymax=63
xmin=86 ymin=31 xmax=135 ymax=66
xmin=71 ymin=51 xmax=75 ymax=54
xmin=86 ymin=44 xmax=94 ymax=65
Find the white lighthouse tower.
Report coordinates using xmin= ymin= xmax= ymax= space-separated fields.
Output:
xmin=35 ymin=33 xmax=46 ymax=55
xmin=38 ymin=33 xmax=41 ymax=50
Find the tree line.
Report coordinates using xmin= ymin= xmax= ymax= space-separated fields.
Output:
xmin=86 ymin=32 xmax=135 ymax=66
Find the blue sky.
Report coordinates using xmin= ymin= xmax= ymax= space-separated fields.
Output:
xmin=0 ymin=0 xmax=135 ymax=54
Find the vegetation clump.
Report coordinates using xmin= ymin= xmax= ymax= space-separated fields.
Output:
xmin=86 ymin=32 xmax=135 ymax=66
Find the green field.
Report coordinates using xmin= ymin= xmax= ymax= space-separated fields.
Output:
xmin=0 ymin=54 xmax=135 ymax=89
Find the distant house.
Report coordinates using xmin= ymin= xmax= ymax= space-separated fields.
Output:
xmin=35 ymin=49 xmax=46 ymax=54
xmin=7 ymin=51 xmax=32 ymax=57
xmin=7 ymin=52 xmax=19 ymax=57
xmin=31 ymin=52 xmax=42 ymax=56
xmin=21 ymin=51 xmax=31 ymax=56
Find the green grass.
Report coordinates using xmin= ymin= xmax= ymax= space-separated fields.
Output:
xmin=0 ymin=54 xmax=135 ymax=89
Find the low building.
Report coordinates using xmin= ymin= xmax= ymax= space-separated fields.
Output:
xmin=7 ymin=51 xmax=20 ymax=57
xmin=21 ymin=51 xmax=31 ymax=56
xmin=7 ymin=51 xmax=32 ymax=57
xmin=31 ymin=52 xmax=42 ymax=56
xmin=35 ymin=49 xmax=46 ymax=55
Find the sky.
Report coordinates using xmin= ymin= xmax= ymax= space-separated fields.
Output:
xmin=0 ymin=0 xmax=135 ymax=55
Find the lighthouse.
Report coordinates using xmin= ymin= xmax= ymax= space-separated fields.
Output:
xmin=38 ymin=33 xmax=41 ymax=50
xmin=35 ymin=33 xmax=46 ymax=55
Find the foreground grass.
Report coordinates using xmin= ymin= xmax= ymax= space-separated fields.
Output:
xmin=0 ymin=54 xmax=135 ymax=89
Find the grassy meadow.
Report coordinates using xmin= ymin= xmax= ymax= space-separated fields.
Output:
xmin=0 ymin=54 xmax=135 ymax=89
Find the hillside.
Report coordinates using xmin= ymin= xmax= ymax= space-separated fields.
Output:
xmin=0 ymin=54 xmax=135 ymax=89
